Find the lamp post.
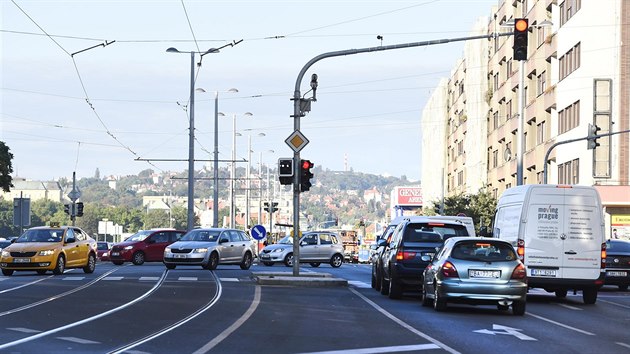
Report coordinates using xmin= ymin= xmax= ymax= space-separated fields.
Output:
xmin=246 ymin=133 xmax=266 ymax=231
xmin=166 ymin=46 xmax=218 ymax=231
xmin=258 ymin=149 xmax=274 ymax=227
xmin=219 ymin=112 xmax=253 ymax=228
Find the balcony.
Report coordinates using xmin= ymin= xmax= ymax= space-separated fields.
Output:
xmin=543 ymin=85 xmax=556 ymax=112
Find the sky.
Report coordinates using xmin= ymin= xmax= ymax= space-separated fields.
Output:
xmin=1 ymin=0 xmax=497 ymax=183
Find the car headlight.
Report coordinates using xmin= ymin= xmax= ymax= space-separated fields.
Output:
xmin=1 ymin=250 xmax=9 ymax=258
xmin=272 ymin=248 xmax=285 ymax=253
xmin=39 ymin=250 xmax=55 ymax=256
xmin=193 ymin=248 xmax=208 ymax=253
xmin=164 ymin=247 xmax=171 ymax=253
xmin=124 ymin=246 xmax=133 ymax=250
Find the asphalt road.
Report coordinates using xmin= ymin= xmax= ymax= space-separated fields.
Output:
xmin=0 ymin=261 xmax=629 ymax=354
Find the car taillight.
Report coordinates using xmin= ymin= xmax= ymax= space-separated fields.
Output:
xmin=396 ymin=250 xmax=417 ymax=261
xmin=511 ymin=263 xmax=526 ymax=279
xmin=441 ymin=261 xmax=459 ymax=277
xmin=601 ymin=243 xmax=606 ymax=269
xmin=517 ymin=239 xmax=525 ymax=262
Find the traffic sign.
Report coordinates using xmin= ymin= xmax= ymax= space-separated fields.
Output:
xmin=285 ymin=130 xmax=309 ymax=153
xmin=251 ymin=224 xmax=267 ymax=240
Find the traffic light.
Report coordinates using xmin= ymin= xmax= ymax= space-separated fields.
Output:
xmin=64 ymin=204 xmax=70 ymax=215
xmin=513 ymin=18 xmax=529 ymax=61
xmin=587 ymin=123 xmax=601 ymax=150
xmin=76 ymin=202 xmax=84 ymax=217
xmin=263 ymin=202 xmax=269 ymax=212
xmin=300 ymin=159 xmax=314 ymax=192
xmin=278 ymin=158 xmax=293 ymax=185
xmin=270 ymin=202 xmax=279 ymax=213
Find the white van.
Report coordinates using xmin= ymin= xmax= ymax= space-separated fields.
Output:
xmin=493 ymin=184 xmax=606 ymax=304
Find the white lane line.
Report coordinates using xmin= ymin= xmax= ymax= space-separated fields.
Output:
xmin=103 ymin=277 xmax=124 ymax=281
xmin=57 ymin=337 xmax=100 ymax=344
xmin=178 ymin=277 xmax=198 ymax=281
xmin=7 ymin=328 xmax=41 ymax=333
xmin=0 ymin=275 xmax=53 ymax=294
xmin=616 ymin=342 xmax=630 ymax=349
xmin=219 ymin=278 xmax=239 ymax=282
xmin=348 ymin=280 xmax=371 ymax=289
xmin=139 ymin=277 xmax=160 ymax=281
xmin=557 ymin=303 xmax=582 ymax=311
xmin=299 ymin=344 xmax=440 ymax=354
xmin=0 ymin=270 xmax=168 ymax=351
xmin=349 ymin=288 xmax=461 ymax=354
xmin=63 ymin=277 xmax=85 ymax=281
xmin=598 ymin=299 xmax=630 ymax=309
xmin=526 ymin=312 xmax=595 ymax=335
xmin=192 ymin=285 xmax=261 ymax=354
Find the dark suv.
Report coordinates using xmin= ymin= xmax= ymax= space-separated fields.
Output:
xmin=378 ymin=217 xmax=471 ymax=299
xmin=110 ymin=229 xmax=185 ymax=265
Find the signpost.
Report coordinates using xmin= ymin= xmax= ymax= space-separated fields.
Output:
xmin=250 ymin=224 xmax=267 ymax=255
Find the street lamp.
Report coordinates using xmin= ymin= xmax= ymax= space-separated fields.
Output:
xmin=166 ymin=46 xmax=219 ymax=231
xmin=258 ymin=149 xmax=274 ymax=228
xmin=219 ymin=112 xmax=253 ymax=228
xmin=246 ymin=133 xmax=266 ymax=230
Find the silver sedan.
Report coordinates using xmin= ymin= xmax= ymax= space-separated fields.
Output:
xmin=163 ymin=228 xmax=256 ymax=270
xmin=421 ymin=237 xmax=528 ymax=315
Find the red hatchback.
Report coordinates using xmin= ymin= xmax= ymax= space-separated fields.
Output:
xmin=110 ymin=229 xmax=185 ymax=265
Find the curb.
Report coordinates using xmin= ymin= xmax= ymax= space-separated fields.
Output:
xmin=252 ymin=271 xmax=348 ymax=287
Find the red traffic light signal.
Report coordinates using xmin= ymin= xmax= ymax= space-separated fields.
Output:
xmin=513 ymin=18 xmax=529 ymax=61
xmin=300 ymin=159 xmax=314 ymax=192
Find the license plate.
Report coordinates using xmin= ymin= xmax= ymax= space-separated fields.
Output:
xmin=606 ymin=271 xmax=628 ymax=277
xmin=174 ymin=254 xmax=187 ymax=259
xmin=14 ymin=258 xmax=30 ymax=263
xmin=260 ymin=254 xmax=270 ymax=259
xmin=111 ymin=252 xmax=120 ymax=256
xmin=531 ymin=269 xmax=557 ymax=277
xmin=469 ymin=270 xmax=500 ymax=278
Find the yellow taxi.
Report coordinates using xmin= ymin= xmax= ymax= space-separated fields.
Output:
xmin=0 ymin=226 xmax=97 ymax=276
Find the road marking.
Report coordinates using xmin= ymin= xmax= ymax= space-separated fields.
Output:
xmin=599 ymin=299 xmax=630 ymax=309
xmin=526 ymin=312 xmax=595 ymax=335
xmin=57 ymin=337 xmax=99 ymax=344
xmin=0 ymin=275 xmax=52 ymax=294
xmin=299 ymin=344 xmax=440 ymax=354
xmin=192 ymin=285 xmax=260 ymax=354
xmin=557 ymin=303 xmax=582 ymax=311
xmin=103 ymin=277 xmax=124 ymax=281
xmin=474 ymin=324 xmax=536 ymax=341
xmin=616 ymin=342 xmax=630 ymax=349
xmin=7 ymin=328 xmax=40 ymax=333
xmin=349 ymin=287 xmax=460 ymax=354
xmin=178 ymin=277 xmax=198 ymax=281
xmin=63 ymin=277 xmax=85 ymax=281
xmin=219 ymin=278 xmax=239 ymax=282
xmin=347 ymin=280 xmax=371 ymax=288
xmin=139 ymin=277 xmax=160 ymax=281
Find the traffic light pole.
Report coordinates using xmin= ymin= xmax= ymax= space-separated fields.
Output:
xmin=291 ymin=31 xmax=512 ymax=276
xmin=542 ymin=129 xmax=630 ymax=183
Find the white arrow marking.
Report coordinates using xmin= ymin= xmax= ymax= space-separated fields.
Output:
xmin=474 ymin=324 xmax=537 ymax=341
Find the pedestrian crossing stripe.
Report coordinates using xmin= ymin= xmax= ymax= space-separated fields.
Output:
xmin=347 ymin=280 xmax=371 ymax=288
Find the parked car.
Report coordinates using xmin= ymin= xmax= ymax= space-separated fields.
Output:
xmin=163 ymin=228 xmax=256 ymax=270
xmin=0 ymin=226 xmax=97 ymax=276
xmin=605 ymin=239 xmax=630 ymax=291
xmin=421 ymin=237 xmax=528 ymax=315
xmin=378 ymin=217 xmax=471 ymax=299
xmin=259 ymin=231 xmax=345 ymax=268
xmin=0 ymin=239 xmax=11 ymax=252
xmin=371 ymin=223 xmax=397 ymax=289
xmin=97 ymin=242 xmax=112 ymax=261
xmin=110 ymin=229 xmax=185 ymax=265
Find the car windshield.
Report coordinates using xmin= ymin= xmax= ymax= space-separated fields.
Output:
xmin=125 ymin=230 xmax=153 ymax=242
xmin=451 ymin=241 xmax=517 ymax=262
xmin=607 ymin=240 xmax=630 ymax=252
xmin=277 ymin=236 xmax=293 ymax=245
xmin=180 ymin=230 xmax=221 ymax=242
xmin=17 ymin=229 xmax=63 ymax=243
xmin=97 ymin=242 xmax=110 ymax=250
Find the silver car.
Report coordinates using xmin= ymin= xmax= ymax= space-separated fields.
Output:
xmin=421 ymin=237 xmax=528 ymax=315
xmin=259 ymin=232 xmax=345 ymax=268
xmin=163 ymin=228 xmax=256 ymax=270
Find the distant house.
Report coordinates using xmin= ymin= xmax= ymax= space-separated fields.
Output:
xmin=0 ymin=178 xmax=63 ymax=203
xmin=363 ymin=187 xmax=382 ymax=204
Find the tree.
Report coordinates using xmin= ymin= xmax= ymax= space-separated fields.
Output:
xmin=0 ymin=141 xmax=14 ymax=192
xmin=429 ymin=188 xmax=497 ymax=234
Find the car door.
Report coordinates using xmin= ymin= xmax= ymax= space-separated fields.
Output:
xmin=63 ymin=228 xmax=82 ymax=267
xmin=318 ymin=233 xmax=336 ymax=259
xmin=300 ymin=233 xmax=319 ymax=261
xmin=145 ymin=231 xmax=170 ymax=261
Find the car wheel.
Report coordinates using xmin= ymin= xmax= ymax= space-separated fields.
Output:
xmin=330 ymin=254 xmax=343 ymax=268
xmin=388 ymin=276 xmax=402 ymax=299
xmin=371 ymin=270 xmax=376 ymax=289
xmin=555 ymin=289 xmax=567 ymax=298
xmin=165 ymin=264 xmax=176 ymax=269
xmin=83 ymin=253 xmax=96 ymax=274
xmin=582 ymin=287 xmax=598 ymax=304
xmin=309 ymin=262 xmax=321 ymax=267
xmin=512 ymin=300 xmax=526 ymax=316
xmin=421 ymin=285 xmax=432 ymax=307
xmin=263 ymin=261 xmax=274 ymax=266
xmin=374 ymin=267 xmax=381 ymax=291
xmin=284 ymin=253 xmax=294 ymax=267
xmin=53 ymin=255 xmax=66 ymax=275
xmin=380 ymin=272 xmax=390 ymax=295
xmin=37 ymin=270 xmax=47 ymax=275
xmin=2 ymin=269 xmax=14 ymax=276
xmin=619 ymin=284 xmax=628 ymax=291
xmin=112 ymin=261 xmax=124 ymax=265
xmin=207 ymin=252 xmax=219 ymax=270
xmin=132 ymin=252 xmax=145 ymax=265
xmin=240 ymin=252 xmax=253 ymax=270
xmin=433 ymin=282 xmax=447 ymax=311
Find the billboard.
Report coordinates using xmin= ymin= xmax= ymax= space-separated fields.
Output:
xmin=393 ymin=187 xmax=423 ymax=206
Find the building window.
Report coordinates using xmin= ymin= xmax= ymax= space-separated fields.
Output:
xmin=536 ymin=121 xmax=546 ymax=145
xmin=457 ymin=170 xmax=464 ymax=186
xmin=559 ymin=42 xmax=581 ymax=81
xmin=493 ymin=150 xmax=499 ymax=168
xmin=558 ymin=100 xmax=580 ymax=134
xmin=560 ymin=0 xmax=581 ymax=26
xmin=537 ymin=71 xmax=547 ymax=96
xmin=558 ymin=158 xmax=579 ymax=184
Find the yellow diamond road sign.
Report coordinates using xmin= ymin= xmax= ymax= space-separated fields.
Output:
xmin=285 ymin=130 xmax=309 ymax=152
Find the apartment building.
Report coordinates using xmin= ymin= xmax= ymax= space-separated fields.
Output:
xmin=421 ymin=0 xmax=630 ymax=237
